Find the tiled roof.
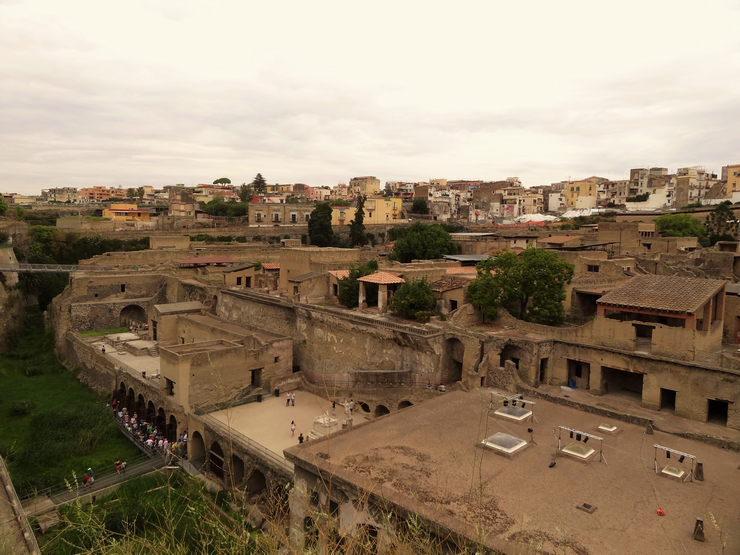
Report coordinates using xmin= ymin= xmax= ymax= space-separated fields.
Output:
xmin=328 ymin=270 xmax=350 ymax=279
xmin=261 ymin=262 xmax=280 ymax=270
xmin=446 ymin=267 xmax=478 ymax=275
xmin=289 ymin=271 xmax=326 ymax=283
xmin=223 ymin=263 xmax=255 ymax=273
xmin=431 ymin=276 xmax=467 ymax=293
xmin=357 ymin=271 xmax=405 ymax=285
xmin=597 ymin=275 xmax=727 ymax=314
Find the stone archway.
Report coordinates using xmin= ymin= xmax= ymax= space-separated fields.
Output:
xmin=189 ymin=431 xmax=206 ymax=470
xmin=398 ymin=400 xmax=413 ymax=410
xmin=167 ymin=415 xmax=178 ymax=442
xmin=374 ymin=404 xmax=390 ymax=417
xmin=156 ymin=408 xmax=166 ymax=433
xmin=246 ymin=468 xmax=267 ymax=496
xmin=358 ymin=402 xmax=371 ymax=413
xmin=119 ymin=304 xmax=146 ymax=327
xmin=147 ymin=401 xmax=156 ymax=425
xmin=127 ymin=388 xmax=135 ymax=412
xmin=443 ymin=338 xmax=465 ymax=384
xmin=136 ymin=394 xmax=145 ymax=417
xmin=209 ymin=441 xmax=225 ymax=480
xmin=231 ymin=455 xmax=245 ymax=488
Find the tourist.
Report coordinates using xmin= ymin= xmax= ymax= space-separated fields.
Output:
xmin=291 ymin=421 xmax=296 ymax=436
xmin=115 ymin=460 xmax=121 ymax=475
xmin=332 ymin=401 xmax=336 ymax=416
xmin=101 ymin=345 xmax=106 ymax=354
xmin=298 ymin=433 xmax=304 ymax=444
xmin=286 ymin=392 xmax=291 ymax=407
xmin=291 ymin=392 xmax=295 ymax=406
xmin=427 ymin=380 xmax=432 ymax=390
xmin=121 ymin=461 xmax=127 ymax=474
xmin=83 ymin=474 xmax=89 ymax=487
xmin=88 ymin=467 xmax=94 ymax=480
xmin=349 ymin=399 xmax=355 ymax=412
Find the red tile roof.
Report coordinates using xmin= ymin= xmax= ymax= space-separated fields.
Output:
xmin=261 ymin=262 xmax=280 ymax=270
xmin=597 ymin=275 xmax=727 ymax=314
xmin=357 ymin=271 xmax=405 ymax=285
xmin=445 ymin=267 xmax=478 ymax=275
xmin=328 ymin=270 xmax=350 ymax=279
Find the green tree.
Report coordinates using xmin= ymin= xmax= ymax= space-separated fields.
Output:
xmin=388 ymin=278 xmax=435 ymax=320
xmin=213 ymin=177 xmax=231 ymax=185
xmin=411 ymin=198 xmax=429 ymax=214
xmin=308 ymin=203 xmax=334 ymax=247
xmin=238 ymin=183 xmax=253 ymax=202
xmin=251 ymin=173 xmax=267 ymax=195
xmin=337 ymin=261 xmax=378 ymax=308
xmin=136 ymin=186 xmax=145 ymax=202
xmin=387 ymin=222 xmax=460 ymax=263
xmin=705 ymin=203 xmax=739 ymax=246
xmin=0 ymin=198 xmax=7 ymax=216
xmin=349 ymin=195 xmax=367 ymax=247
xmin=467 ymin=247 xmax=574 ymax=325
xmin=654 ymin=213 xmax=709 ymax=246
xmin=126 ymin=188 xmax=136 ymax=200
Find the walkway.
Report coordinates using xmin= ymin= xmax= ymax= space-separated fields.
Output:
xmin=0 ymin=263 xmax=112 ymax=273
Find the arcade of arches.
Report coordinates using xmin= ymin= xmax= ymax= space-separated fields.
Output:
xmin=115 ymin=381 xmax=180 ymax=442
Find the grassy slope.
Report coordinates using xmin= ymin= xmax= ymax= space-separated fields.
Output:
xmin=0 ymin=310 xmax=139 ymax=496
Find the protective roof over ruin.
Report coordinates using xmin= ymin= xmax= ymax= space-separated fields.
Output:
xmin=289 ymin=271 xmax=325 ymax=283
xmin=153 ymin=301 xmax=203 ymax=314
xmin=442 ymin=254 xmax=490 ymax=262
xmin=173 ymin=256 xmax=235 ymax=266
xmin=328 ymin=270 xmax=350 ymax=280
xmin=538 ymin=235 xmax=581 ymax=244
xmin=261 ymin=262 xmax=280 ymax=270
xmin=357 ymin=271 xmax=405 ymax=284
xmin=597 ymin=275 xmax=727 ymax=314
xmin=223 ymin=263 xmax=255 ymax=273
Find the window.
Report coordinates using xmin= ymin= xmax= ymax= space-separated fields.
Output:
xmin=236 ymin=277 xmax=242 ymax=286
xmin=586 ymin=265 xmax=599 ymax=273
xmin=121 ymin=284 xmax=126 ymax=292
xmin=273 ymin=213 xmax=280 ymax=222
xmin=274 ymin=356 xmax=280 ymax=363
xmin=305 ymin=214 xmax=310 ymax=221
xmin=291 ymin=213 xmax=297 ymax=223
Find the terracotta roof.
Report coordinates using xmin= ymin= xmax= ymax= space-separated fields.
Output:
xmin=328 ymin=270 xmax=350 ymax=279
xmin=261 ymin=262 xmax=280 ymax=270
xmin=597 ymin=275 xmax=727 ymax=314
xmin=431 ymin=276 xmax=467 ymax=293
xmin=223 ymin=263 xmax=255 ymax=273
xmin=174 ymin=256 xmax=235 ymax=265
xmin=357 ymin=271 xmax=405 ymax=285
xmin=445 ymin=267 xmax=478 ymax=275
xmin=539 ymin=236 xmax=580 ymax=244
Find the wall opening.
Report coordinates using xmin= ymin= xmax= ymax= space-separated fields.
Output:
xmin=119 ymin=304 xmax=146 ymax=327
xmin=189 ymin=431 xmax=206 ymax=469
xmin=147 ymin=400 xmax=155 ymax=424
xmin=602 ymin=367 xmax=643 ymax=402
xmin=304 ymin=516 xmax=318 ymax=549
xmin=246 ymin=468 xmax=267 ymax=495
xmin=230 ymin=455 xmax=245 ymax=487
xmin=707 ymin=399 xmax=729 ymax=426
xmin=127 ymin=388 xmax=135 ymax=412
xmin=660 ymin=388 xmax=676 ymax=411
xmin=539 ymin=358 xmax=549 ymax=383
xmin=136 ymin=394 xmax=145 ymax=416
xmin=374 ymin=404 xmax=390 ymax=417
xmin=167 ymin=415 xmax=178 ymax=442
xmin=398 ymin=400 xmax=413 ymax=410
xmin=209 ymin=441 xmax=225 ymax=479
xmin=292 ymin=364 xmax=301 ymax=374
xmin=444 ymin=338 xmax=465 ymax=384
xmin=450 ymin=299 xmax=458 ymax=311
xmin=567 ymin=359 xmax=590 ymax=389
xmin=165 ymin=378 xmax=175 ymax=396
xmin=355 ymin=525 xmax=379 ymax=554
xmin=250 ymin=368 xmax=263 ymax=387
xmin=358 ymin=402 xmax=370 ymax=413
xmin=156 ymin=407 xmax=166 ymax=432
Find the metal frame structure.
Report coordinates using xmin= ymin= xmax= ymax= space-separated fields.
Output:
xmin=556 ymin=425 xmax=607 ymax=465
xmin=489 ymin=391 xmax=538 ymax=423
xmin=653 ymin=444 xmax=696 ymax=482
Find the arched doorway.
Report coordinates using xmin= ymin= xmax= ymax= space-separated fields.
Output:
xmin=136 ymin=394 xmax=145 ymax=417
xmin=374 ymin=405 xmax=390 ymax=417
xmin=499 ymin=343 xmax=530 ymax=383
xmin=398 ymin=400 xmax=413 ymax=410
xmin=231 ymin=455 xmax=245 ymax=488
xmin=119 ymin=305 xmax=146 ymax=327
xmin=156 ymin=408 xmax=166 ymax=433
xmin=209 ymin=441 xmax=225 ymax=479
xmin=189 ymin=431 xmax=206 ymax=470
xmin=147 ymin=401 xmax=156 ymax=425
xmin=210 ymin=295 xmax=218 ymax=315
xmin=359 ymin=402 xmax=371 ymax=413
xmin=167 ymin=415 xmax=178 ymax=442
xmin=444 ymin=338 xmax=465 ymax=384
xmin=246 ymin=468 xmax=267 ymax=496
xmin=127 ymin=388 xmax=135 ymax=412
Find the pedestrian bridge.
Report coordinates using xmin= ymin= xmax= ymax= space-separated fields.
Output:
xmin=0 ymin=263 xmax=113 ymax=273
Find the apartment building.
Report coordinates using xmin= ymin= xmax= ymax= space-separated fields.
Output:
xmin=78 ymin=186 xmax=126 ymax=202
xmin=42 ymin=187 xmax=79 ymax=203
xmin=248 ymin=202 xmax=314 ymax=226
xmin=349 ymin=176 xmax=380 ymax=197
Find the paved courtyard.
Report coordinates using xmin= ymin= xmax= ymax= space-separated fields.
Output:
xmin=209 ymin=391 xmax=345 ymax=459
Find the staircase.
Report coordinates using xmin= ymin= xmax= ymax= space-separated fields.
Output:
xmin=148 ymin=345 xmax=159 ymax=357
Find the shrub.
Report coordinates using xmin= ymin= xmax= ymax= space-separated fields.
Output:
xmin=253 ymin=235 xmax=263 ymax=242
xmin=10 ymin=401 xmax=35 ymax=417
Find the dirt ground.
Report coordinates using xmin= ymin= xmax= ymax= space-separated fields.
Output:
xmin=296 ymin=390 xmax=740 ymax=555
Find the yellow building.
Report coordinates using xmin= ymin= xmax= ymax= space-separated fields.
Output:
xmin=563 ymin=177 xmax=601 ymax=207
xmin=723 ymin=164 xmax=740 ymax=194
xmin=331 ymin=197 xmax=401 ymax=225
xmin=102 ymin=203 xmax=151 ymax=221
xmin=331 ymin=205 xmax=356 ymax=226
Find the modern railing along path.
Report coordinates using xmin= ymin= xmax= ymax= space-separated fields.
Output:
xmin=0 ymin=263 xmax=113 ymax=273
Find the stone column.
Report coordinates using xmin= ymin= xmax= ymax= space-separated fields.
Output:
xmin=378 ymin=284 xmax=388 ymax=312
xmin=358 ymin=282 xmax=366 ymax=309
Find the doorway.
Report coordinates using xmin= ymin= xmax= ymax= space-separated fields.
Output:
xmin=602 ymin=367 xmax=643 ymax=402
xmin=567 ymin=359 xmax=590 ymax=389
xmin=539 ymin=358 xmax=549 ymax=383
xmin=707 ymin=399 xmax=729 ymax=426
xmin=660 ymin=388 xmax=676 ymax=411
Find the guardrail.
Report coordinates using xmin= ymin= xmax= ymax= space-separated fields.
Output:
xmin=201 ymin=415 xmax=293 ymax=474
xmin=0 ymin=263 xmax=113 ymax=273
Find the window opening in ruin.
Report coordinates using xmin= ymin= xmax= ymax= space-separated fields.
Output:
xmin=152 ymin=320 xmax=157 ymax=341
xmin=121 ymin=284 xmax=126 ymax=292
xmin=660 ymin=388 xmax=676 ymax=411
xmin=601 ymin=366 xmax=642 ymax=402
xmin=293 ymin=286 xmax=299 ymax=296
xmin=274 ymin=356 xmax=280 ymax=363
xmin=707 ymin=399 xmax=729 ymax=426
xmin=510 ymin=357 xmax=520 ymax=370
xmin=539 ymin=358 xmax=549 ymax=383
xmin=292 ymin=364 xmax=301 ymax=373
xmin=586 ymin=265 xmax=599 ymax=273
xmin=450 ymin=299 xmax=458 ymax=310
xmin=165 ymin=378 xmax=175 ymax=396
xmin=567 ymin=359 xmax=590 ymax=389
xmin=94 ymin=294 xmax=98 ymax=298
xmin=236 ymin=277 xmax=242 ymax=286
xmin=333 ymin=283 xmax=338 ymax=296
xmin=250 ymin=368 xmax=262 ymax=387
xmin=181 ymin=337 xmax=185 ymax=344
xmin=480 ymin=376 xmax=485 ymax=387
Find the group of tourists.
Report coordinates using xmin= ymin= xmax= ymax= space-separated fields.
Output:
xmin=111 ymin=399 xmax=187 ymax=459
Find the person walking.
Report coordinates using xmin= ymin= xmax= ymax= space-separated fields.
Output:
xmin=291 ymin=392 xmax=295 ymax=406
xmin=115 ymin=461 xmax=122 ymax=475
xmin=121 ymin=461 xmax=127 ymax=474
xmin=332 ymin=401 xmax=336 ymax=416
xmin=298 ymin=433 xmax=304 ymax=444
xmin=291 ymin=421 xmax=296 ymax=437
xmin=286 ymin=392 xmax=291 ymax=407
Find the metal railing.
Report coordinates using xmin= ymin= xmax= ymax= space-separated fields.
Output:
xmin=0 ymin=263 xmax=113 ymax=273
xmin=302 ymin=368 xmax=438 ymax=390
xmin=201 ymin=414 xmax=293 ymax=474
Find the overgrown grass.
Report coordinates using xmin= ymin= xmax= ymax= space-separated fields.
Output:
xmin=0 ymin=310 xmax=139 ymax=496
xmin=79 ymin=326 xmax=129 ymax=337
xmin=40 ymin=473 xmax=258 ymax=555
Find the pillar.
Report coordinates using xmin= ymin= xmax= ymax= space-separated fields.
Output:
xmin=358 ymin=282 xmax=366 ymax=309
xmin=589 ymin=364 xmax=603 ymax=395
xmin=378 ymin=284 xmax=388 ymax=312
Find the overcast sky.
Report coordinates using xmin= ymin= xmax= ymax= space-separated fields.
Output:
xmin=2 ymin=0 xmax=740 ymax=195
